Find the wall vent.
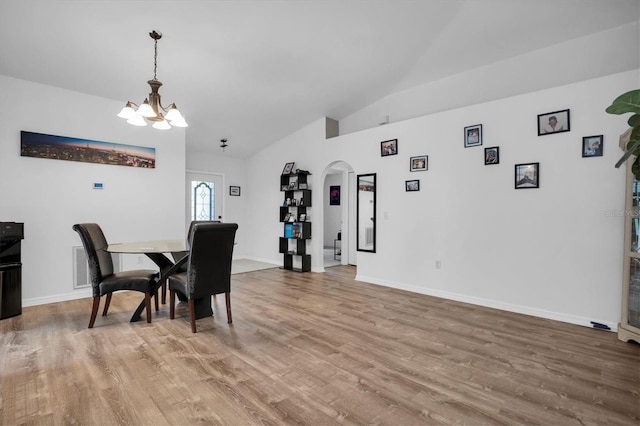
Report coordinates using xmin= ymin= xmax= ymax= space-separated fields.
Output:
xmin=72 ymin=246 xmax=120 ymax=289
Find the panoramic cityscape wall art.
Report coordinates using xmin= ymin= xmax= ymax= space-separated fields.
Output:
xmin=20 ymin=131 xmax=156 ymax=168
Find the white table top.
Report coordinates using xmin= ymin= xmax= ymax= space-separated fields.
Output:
xmin=107 ymin=239 xmax=187 ymax=254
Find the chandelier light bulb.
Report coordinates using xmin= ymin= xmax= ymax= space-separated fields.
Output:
xmin=164 ymin=103 xmax=184 ymax=122
xmin=117 ymin=102 xmax=137 ymax=119
xmin=152 ymin=119 xmax=171 ymax=130
xmin=169 ymin=117 xmax=188 ymax=128
xmin=127 ymin=115 xmax=147 ymax=126
xmin=136 ymin=99 xmax=156 ymax=118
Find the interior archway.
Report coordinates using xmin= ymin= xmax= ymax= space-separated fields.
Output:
xmin=319 ymin=160 xmax=356 ymax=270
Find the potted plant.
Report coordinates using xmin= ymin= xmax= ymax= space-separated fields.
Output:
xmin=606 ymin=89 xmax=640 ymax=178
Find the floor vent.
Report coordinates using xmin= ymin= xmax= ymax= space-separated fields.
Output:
xmin=72 ymin=246 xmax=120 ymax=289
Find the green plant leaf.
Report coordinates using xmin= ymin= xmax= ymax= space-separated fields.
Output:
xmin=632 ymin=157 xmax=640 ymax=180
xmin=617 ymin=126 xmax=640 ymax=168
xmin=606 ymin=89 xmax=640 ymax=115
xmin=628 ymin=114 xmax=640 ymax=127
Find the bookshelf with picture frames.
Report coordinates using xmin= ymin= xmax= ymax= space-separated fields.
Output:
xmin=279 ymin=165 xmax=312 ymax=272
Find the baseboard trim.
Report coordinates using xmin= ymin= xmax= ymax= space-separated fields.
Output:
xmin=355 ymin=274 xmax=618 ymax=332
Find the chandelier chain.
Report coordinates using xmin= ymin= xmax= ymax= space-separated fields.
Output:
xmin=153 ymin=38 xmax=158 ymax=81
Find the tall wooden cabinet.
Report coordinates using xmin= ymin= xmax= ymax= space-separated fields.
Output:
xmin=619 ymin=162 xmax=640 ymax=343
xmin=279 ymin=172 xmax=311 ymax=272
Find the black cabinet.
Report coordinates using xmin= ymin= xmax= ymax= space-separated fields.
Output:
xmin=0 ymin=222 xmax=24 ymax=319
xmin=279 ymin=172 xmax=311 ymax=272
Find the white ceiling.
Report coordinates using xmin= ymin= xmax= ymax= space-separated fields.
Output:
xmin=1 ymin=0 xmax=638 ymax=158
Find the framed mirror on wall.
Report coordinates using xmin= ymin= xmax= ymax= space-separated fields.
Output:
xmin=357 ymin=173 xmax=376 ymax=253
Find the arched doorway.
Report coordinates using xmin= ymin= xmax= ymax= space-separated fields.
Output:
xmin=321 ymin=161 xmax=356 ymax=269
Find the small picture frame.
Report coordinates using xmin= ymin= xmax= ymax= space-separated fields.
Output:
xmin=464 ymin=124 xmax=482 ymax=147
xmin=229 ymin=185 xmax=241 ymax=196
xmin=582 ymin=135 xmax=603 ymax=157
xmin=299 ymin=213 xmax=307 ymax=222
xmin=282 ymin=162 xmax=295 ymax=175
xmin=484 ymin=147 xmax=499 ymax=165
xmin=538 ymin=109 xmax=570 ymax=136
xmin=283 ymin=212 xmax=292 ymax=222
xmin=381 ymin=139 xmax=398 ymax=157
xmin=410 ymin=155 xmax=428 ymax=172
xmin=515 ymin=163 xmax=539 ymax=189
xmin=405 ymin=179 xmax=420 ymax=192
xmin=330 ymin=185 xmax=340 ymax=205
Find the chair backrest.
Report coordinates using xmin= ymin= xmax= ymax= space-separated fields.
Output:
xmin=171 ymin=220 xmax=221 ymax=266
xmin=72 ymin=223 xmax=114 ymax=295
xmin=185 ymin=222 xmax=238 ymax=299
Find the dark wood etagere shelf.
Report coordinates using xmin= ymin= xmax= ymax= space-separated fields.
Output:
xmin=279 ymin=171 xmax=311 ymax=272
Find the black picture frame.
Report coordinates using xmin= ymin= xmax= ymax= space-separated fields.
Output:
xmin=582 ymin=135 xmax=603 ymax=157
xmin=330 ymin=185 xmax=340 ymax=205
xmin=464 ymin=124 xmax=482 ymax=147
xmin=229 ymin=185 xmax=241 ymax=196
xmin=405 ymin=179 xmax=420 ymax=192
xmin=538 ymin=109 xmax=570 ymax=136
xmin=410 ymin=155 xmax=428 ymax=171
xmin=381 ymin=139 xmax=398 ymax=157
xmin=282 ymin=162 xmax=295 ymax=175
xmin=484 ymin=147 xmax=500 ymax=165
xmin=514 ymin=163 xmax=539 ymax=189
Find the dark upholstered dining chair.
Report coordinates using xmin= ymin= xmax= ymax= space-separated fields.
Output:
xmin=72 ymin=223 xmax=159 ymax=328
xmin=168 ymin=222 xmax=238 ymax=333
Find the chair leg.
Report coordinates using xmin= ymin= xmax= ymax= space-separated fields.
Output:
xmin=161 ymin=280 xmax=167 ymax=304
xmin=89 ymin=296 xmax=100 ymax=328
xmin=225 ymin=292 xmax=232 ymax=324
xmin=169 ymin=290 xmax=176 ymax=319
xmin=102 ymin=293 xmax=112 ymax=316
xmin=188 ymin=299 xmax=197 ymax=333
xmin=154 ymin=288 xmax=159 ymax=312
xmin=144 ymin=293 xmax=152 ymax=324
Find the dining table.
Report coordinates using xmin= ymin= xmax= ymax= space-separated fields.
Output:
xmin=106 ymin=239 xmax=214 ymax=322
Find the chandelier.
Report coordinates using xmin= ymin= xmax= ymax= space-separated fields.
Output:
xmin=117 ymin=30 xmax=187 ymax=129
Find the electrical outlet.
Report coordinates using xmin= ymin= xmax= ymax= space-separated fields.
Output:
xmin=435 ymin=260 xmax=441 ymax=269
xmin=137 ymin=255 xmax=144 ymax=264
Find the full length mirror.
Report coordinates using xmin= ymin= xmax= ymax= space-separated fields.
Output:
xmin=357 ymin=173 xmax=376 ymax=252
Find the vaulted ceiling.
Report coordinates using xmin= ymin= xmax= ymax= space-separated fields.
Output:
xmin=1 ymin=0 xmax=638 ymax=158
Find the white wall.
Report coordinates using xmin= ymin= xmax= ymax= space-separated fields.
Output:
xmin=0 ymin=75 xmax=185 ymax=306
xmin=244 ymin=70 xmax=638 ymax=329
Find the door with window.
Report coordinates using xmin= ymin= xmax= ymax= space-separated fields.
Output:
xmin=185 ymin=171 xmax=224 ymax=234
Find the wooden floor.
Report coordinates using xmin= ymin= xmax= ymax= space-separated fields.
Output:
xmin=1 ymin=266 xmax=638 ymax=425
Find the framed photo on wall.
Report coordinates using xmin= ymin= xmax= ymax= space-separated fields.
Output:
xmin=330 ymin=185 xmax=340 ymax=205
xmin=410 ymin=155 xmax=428 ymax=171
xmin=538 ymin=109 xmax=570 ymax=136
xmin=381 ymin=139 xmax=398 ymax=157
xmin=464 ymin=124 xmax=482 ymax=147
xmin=514 ymin=163 xmax=539 ymax=189
xmin=229 ymin=185 xmax=241 ymax=196
xmin=582 ymin=135 xmax=603 ymax=157
xmin=484 ymin=147 xmax=499 ymax=165
xmin=405 ymin=180 xmax=420 ymax=192
xmin=282 ymin=162 xmax=295 ymax=175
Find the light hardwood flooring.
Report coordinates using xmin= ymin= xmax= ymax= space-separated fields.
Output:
xmin=1 ymin=266 xmax=638 ymax=425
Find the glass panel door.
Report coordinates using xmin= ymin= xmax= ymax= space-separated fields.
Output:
xmin=185 ymin=171 xmax=223 ymax=234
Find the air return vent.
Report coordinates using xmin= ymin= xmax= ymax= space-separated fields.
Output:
xmin=72 ymin=246 xmax=120 ymax=289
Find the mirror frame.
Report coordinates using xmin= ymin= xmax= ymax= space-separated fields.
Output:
xmin=356 ymin=173 xmax=376 ymax=253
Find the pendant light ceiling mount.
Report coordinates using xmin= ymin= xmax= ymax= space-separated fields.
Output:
xmin=117 ymin=30 xmax=188 ymax=129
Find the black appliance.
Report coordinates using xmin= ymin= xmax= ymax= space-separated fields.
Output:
xmin=0 ymin=222 xmax=24 ymax=319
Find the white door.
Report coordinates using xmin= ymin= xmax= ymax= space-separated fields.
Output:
xmin=185 ymin=171 xmax=224 ymax=234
